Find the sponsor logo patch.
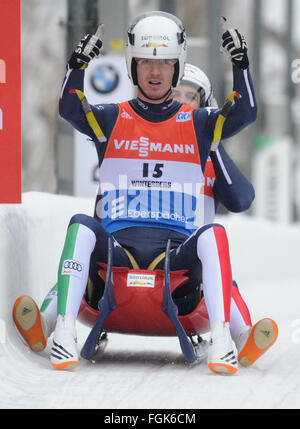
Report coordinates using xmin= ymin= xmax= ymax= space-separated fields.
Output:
xmin=176 ymin=112 xmax=191 ymax=122
xmin=62 ymin=259 xmax=84 ymax=279
xmin=127 ymin=273 xmax=155 ymax=288
xmin=141 ymin=42 xmax=168 ymax=48
xmin=112 ymin=137 xmax=195 ymax=158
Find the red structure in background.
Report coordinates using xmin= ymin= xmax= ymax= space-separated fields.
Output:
xmin=0 ymin=0 xmax=21 ymax=203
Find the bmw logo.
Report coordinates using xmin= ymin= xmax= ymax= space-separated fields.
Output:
xmin=90 ymin=64 xmax=120 ymax=94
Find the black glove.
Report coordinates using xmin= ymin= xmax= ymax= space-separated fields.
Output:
xmin=220 ymin=18 xmax=249 ymax=69
xmin=68 ymin=25 xmax=103 ymax=70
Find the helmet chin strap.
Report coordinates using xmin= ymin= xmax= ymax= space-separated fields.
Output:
xmin=138 ymin=85 xmax=173 ymax=103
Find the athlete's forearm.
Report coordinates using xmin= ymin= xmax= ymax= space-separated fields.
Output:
xmin=221 ymin=65 xmax=257 ymax=138
xmin=59 ymin=67 xmax=96 ymax=138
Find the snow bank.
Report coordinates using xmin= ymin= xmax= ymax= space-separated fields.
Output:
xmin=0 ymin=192 xmax=94 ymax=331
xmin=220 ymin=214 xmax=300 ymax=286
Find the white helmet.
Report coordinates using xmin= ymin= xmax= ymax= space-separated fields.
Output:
xmin=180 ymin=63 xmax=214 ymax=107
xmin=125 ymin=11 xmax=187 ymax=87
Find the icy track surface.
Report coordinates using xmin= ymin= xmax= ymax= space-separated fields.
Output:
xmin=1 ymin=192 xmax=300 ymax=409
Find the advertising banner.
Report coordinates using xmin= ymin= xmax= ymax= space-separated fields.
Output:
xmin=0 ymin=0 xmax=21 ymax=203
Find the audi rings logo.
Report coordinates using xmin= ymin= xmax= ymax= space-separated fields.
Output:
xmin=62 ymin=259 xmax=84 ymax=279
xmin=63 ymin=260 xmax=82 ymax=271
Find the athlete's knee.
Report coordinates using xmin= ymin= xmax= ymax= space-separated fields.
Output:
xmin=195 ymin=223 xmax=230 ymax=260
xmin=194 ymin=223 xmax=226 ymax=240
xmin=68 ymin=214 xmax=103 ymax=236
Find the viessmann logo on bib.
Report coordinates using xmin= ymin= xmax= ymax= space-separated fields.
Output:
xmin=108 ymin=137 xmax=197 ymax=162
